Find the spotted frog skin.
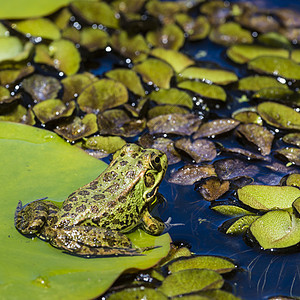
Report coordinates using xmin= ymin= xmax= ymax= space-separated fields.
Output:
xmin=15 ymin=144 xmax=168 ymax=256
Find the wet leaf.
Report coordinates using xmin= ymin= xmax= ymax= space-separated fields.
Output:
xmin=237 ymin=75 xmax=288 ymax=91
xmin=70 ymin=1 xmax=119 ymax=29
xmin=200 ymin=0 xmax=233 ymax=25
xmin=33 ymin=99 xmax=75 ymax=123
xmin=107 ymin=287 xmax=168 ymax=300
xmin=0 ymin=65 xmax=34 ymax=86
xmin=149 ymin=88 xmax=193 ymax=109
xmin=237 ymin=185 xmax=300 ymax=211
xmin=0 ymin=104 xmax=35 ymax=125
xmin=199 ymin=289 xmax=242 ymax=300
xmin=178 ymin=81 xmax=226 ymax=102
xmin=150 ymin=48 xmax=194 ymax=73
xmin=133 ymin=58 xmax=173 ymax=89
xmin=110 ymin=30 xmax=149 ymax=62
xmin=146 ymin=23 xmax=185 ymax=50
xmin=147 ymin=105 xmax=189 ymax=119
xmin=214 ymin=158 xmax=259 ymax=180
xmin=54 ymin=114 xmax=98 ymax=141
xmin=257 ymin=102 xmax=300 ymax=130
xmin=106 ymin=69 xmax=144 ymax=97
xmin=196 ymin=177 xmax=230 ymax=201
xmin=168 ymin=255 xmax=236 ymax=274
xmin=286 ymin=174 xmax=300 ymax=187
xmin=11 ymin=18 xmax=61 ymax=40
xmin=249 ymin=210 xmax=300 ymax=250
xmin=283 ymin=133 xmax=300 ymax=147
xmin=147 ymin=113 xmax=201 ymax=136
xmin=276 ymin=147 xmax=300 ymax=166
xmin=77 ymin=79 xmax=128 ymax=113
xmin=111 ymin=0 xmax=146 ymax=14
xmin=193 ymin=118 xmax=239 ymax=139
xmin=80 ymin=28 xmax=109 ymax=52
xmin=236 ymin=123 xmax=274 ymax=156
xmin=168 ymin=164 xmax=216 ymax=186
xmin=221 ymin=215 xmax=259 ymax=235
xmin=273 ymin=8 xmax=300 ymax=28
xmin=179 ymin=67 xmax=238 ymax=85
xmin=221 ymin=147 xmax=271 ymax=162
xmin=248 ymin=56 xmax=300 ymax=80
xmin=82 ymin=135 xmax=126 ymax=153
xmin=61 ymin=72 xmax=98 ymax=102
xmin=232 ymin=108 xmax=263 ymax=125
xmin=227 ymin=44 xmax=289 ymax=64
xmin=175 ymin=14 xmax=210 ymax=41
xmin=209 ymin=22 xmax=253 ymax=46
xmin=211 ymin=204 xmax=255 ymax=217
xmin=97 ymin=109 xmax=146 ymax=137
xmin=22 ymin=74 xmax=61 ymax=102
xmin=175 ymin=138 xmax=217 ymax=163
xmin=158 ymin=269 xmax=224 ymax=297
xmin=257 ymin=32 xmax=291 ymax=49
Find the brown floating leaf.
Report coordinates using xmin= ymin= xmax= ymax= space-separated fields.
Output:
xmin=147 ymin=113 xmax=201 ymax=136
xmin=276 ymin=148 xmax=300 ymax=166
xmin=214 ymin=158 xmax=259 ymax=180
xmin=193 ymin=118 xmax=240 ymax=139
xmin=97 ymin=109 xmax=146 ymax=137
xmin=221 ymin=147 xmax=271 ymax=162
xmin=236 ymin=123 xmax=274 ymax=156
xmin=175 ymin=138 xmax=217 ymax=163
xmin=197 ymin=177 xmax=230 ymax=201
xmin=168 ymin=164 xmax=216 ymax=186
xmin=273 ymin=8 xmax=300 ymax=28
xmin=77 ymin=79 xmax=128 ymax=114
xmin=54 ymin=114 xmax=98 ymax=141
xmin=283 ymin=133 xmax=300 ymax=147
xmin=22 ymin=74 xmax=61 ymax=102
xmin=200 ymin=0 xmax=233 ymax=25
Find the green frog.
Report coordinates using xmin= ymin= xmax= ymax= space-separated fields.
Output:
xmin=15 ymin=143 xmax=168 ymax=256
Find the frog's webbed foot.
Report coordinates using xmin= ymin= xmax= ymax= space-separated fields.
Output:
xmin=15 ymin=199 xmax=59 ymax=235
xmin=49 ymin=226 xmax=145 ymax=256
xmin=141 ymin=210 xmax=165 ymax=236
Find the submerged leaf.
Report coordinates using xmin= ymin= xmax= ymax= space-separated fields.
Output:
xmin=196 ymin=177 xmax=230 ymax=201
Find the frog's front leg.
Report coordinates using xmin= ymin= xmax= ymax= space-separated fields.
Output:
xmin=49 ymin=226 xmax=143 ymax=256
xmin=141 ymin=210 xmax=165 ymax=235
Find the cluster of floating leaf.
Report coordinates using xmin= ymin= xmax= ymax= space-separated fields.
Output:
xmin=105 ymin=244 xmax=240 ymax=299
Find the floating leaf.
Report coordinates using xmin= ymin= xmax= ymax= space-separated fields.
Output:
xmin=158 ymin=269 xmax=224 ymax=297
xmin=209 ymin=22 xmax=253 ymax=46
xmin=286 ymin=174 xmax=300 ymax=187
xmin=149 ymin=88 xmax=193 ymax=109
xmin=249 ymin=210 xmax=300 ymax=250
xmin=199 ymin=289 xmax=242 ymax=300
xmin=211 ymin=204 xmax=255 ymax=217
xmin=22 ymin=74 xmax=61 ymax=102
xmin=221 ymin=215 xmax=259 ymax=235
xmin=0 ymin=104 xmax=35 ymax=125
xmin=221 ymin=147 xmax=270 ymax=162
xmin=168 ymin=255 xmax=236 ymax=274
xmin=193 ymin=118 xmax=239 ymax=139
xmin=237 ymin=75 xmax=288 ymax=91
xmin=179 ymin=67 xmax=238 ymax=85
xmin=227 ymin=44 xmax=289 ymax=64
xmin=276 ymin=147 xmax=300 ymax=166
xmin=133 ymin=58 xmax=173 ymax=89
xmin=70 ymin=1 xmax=119 ymax=28
xmin=106 ymin=69 xmax=144 ymax=97
xmin=151 ymin=48 xmax=194 ymax=73
xmin=232 ymin=108 xmax=263 ymax=125
xmin=248 ymin=56 xmax=300 ymax=80
xmin=168 ymin=164 xmax=216 ymax=186
xmin=54 ymin=114 xmax=98 ymax=141
xmin=146 ymin=23 xmax=185 ymax=50
xmin=147 ymin=105 xmax=189 ymax=119
xmin=107 ymin=287 xmax=168 ymax=300
xmin=237 ymin=185 xmax=300 ymax=211
xmin=178 ymin=81 xmax=227 ymax=102
xmin=196 ymin=177 xmax=229 ymax=201
xmin=283 ymin=133 xmax=300 ymax=147
xmin=257 ymin=32 xmax=291 ymax=49
xmin=82 ymin=136 xmax=126 ymax=154
xmin=33 ymin=99 xmax=75 ymax=123
xmin=175 ymin=138 xmax=217 ymax=163
xmin=273 ymin=8 xmax=300 ymax=28
xmin=200 ymin=0 xmax=233 ymax=25
xmin=11 ymin=18 xmax=61 ymax=40
xmin=257 ymin=102 xmax=300 ymax=130
xmin=0 ymin=122 xmax=170 ymax=299
xmin=111 ymin=0 xmax=146 ymax=14
xmin=77 ymin=79 xmax=128 ymax=113
xmin=0 ymin=65 xmax=34 ymax=86
xmin=80 ymin=28 xmax=109 ymax=52
xmin=147 ymin=113 xmax=201 ymax=136
xmin=236 ymin=123 xmax=274 ymax=156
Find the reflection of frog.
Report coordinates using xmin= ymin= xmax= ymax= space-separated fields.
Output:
xmin=15 ymin=144 xmax=168 ymax=256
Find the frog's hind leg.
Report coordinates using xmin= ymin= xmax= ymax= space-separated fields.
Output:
xmin=50 ymin=226 xmax=143 ymax=256
xmin=15 ymin=199 xmax=59 ymax=235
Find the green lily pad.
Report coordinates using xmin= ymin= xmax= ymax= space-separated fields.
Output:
xmin=11 ymin=18 xmax=61 ymax=40
xmin=221 ymin=215 xmax=259 ymax=235
xmin=0 ymin=121 xmax=170 ymax=299
xmin=179 ymin=67 xmax=238 ymax=85
xmin=147 ymin=105 xmax=189 ymax=119
xmin=227 ymin=45 xmax=289 ymax=64
xmin=237 ymin=185 xmax=300 ymax=211
xmin=158 ymin=269 xmax=224 ymax=297
xmin=286 ymin=174 xmax=300 ymax=187
xmin=149 ymin=88 xmax=193 ymax=109
xmin=77 ymin=79 xmax=128 ymax=113
xmin=257 ymin=102 xmax=300 ymax=130
xmin=133 ymin=58 xmax=173 ymax=89
xmin=80 ymin=28 xmax=109 ymax=52
xmin=237 ymin=75 xmax=288 ymax=91
xmin=249 ymin=210 xmax=300 ymax=250
xmin=168 ymin=255 xmax=236 ymax=274
xmin=248 ymin=56 xmax=300 ymax=80
xmin=283 ymin=133 xmax=300 ymax=147
xmin=178 ymin=80 xmax=227 ymax=102
xmin=257 ymin=32 xmax=291 ymax=49
xmin=232 ymin=108 xmax=263 ymax=125
xmin=211 ymin=204 xmax=254 ymax=217
xmin=82 ymin=135 xmax=126 ymax=153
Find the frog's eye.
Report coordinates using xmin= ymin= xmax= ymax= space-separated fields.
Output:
xmin=150 ymin=155 xmax=161 ymax=171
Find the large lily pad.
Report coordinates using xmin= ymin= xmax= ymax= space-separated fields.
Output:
xmin=0 ymin=121 xmax=170 ymax=299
